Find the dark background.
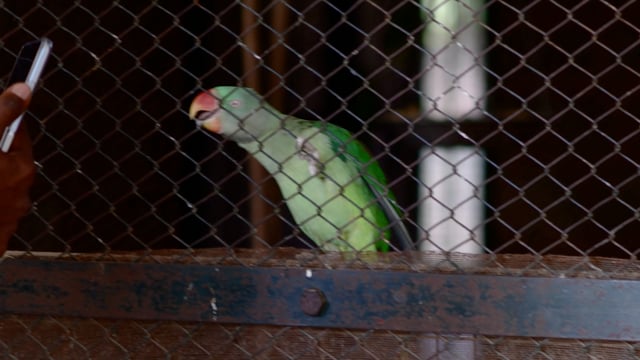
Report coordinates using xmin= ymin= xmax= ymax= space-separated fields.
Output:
xmin=1 ymin=0 xmax=639 ymax=258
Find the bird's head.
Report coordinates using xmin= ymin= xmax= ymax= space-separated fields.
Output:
xmin=189 ymin=86 xmax=277 ymax=143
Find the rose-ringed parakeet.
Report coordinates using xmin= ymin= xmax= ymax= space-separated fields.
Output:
xmin=189 ymin=86 xmax=411 ymax=252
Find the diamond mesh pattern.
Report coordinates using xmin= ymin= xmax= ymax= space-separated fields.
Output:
xmin=1 ymin=0 xmax=640 ymax=358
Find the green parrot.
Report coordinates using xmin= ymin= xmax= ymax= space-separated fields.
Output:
xmin=189 ymin=86 xmax=411 ymax=252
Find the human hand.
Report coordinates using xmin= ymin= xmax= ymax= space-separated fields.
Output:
xmin=0 ymin=83 xmax=34 ymax=255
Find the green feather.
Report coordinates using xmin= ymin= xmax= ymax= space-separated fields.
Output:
xmin=311 ymin=122 xmax=410 ymax=252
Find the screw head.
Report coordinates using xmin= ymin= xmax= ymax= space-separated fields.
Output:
xmin=300 ymin=288 xmax=327 ymax=316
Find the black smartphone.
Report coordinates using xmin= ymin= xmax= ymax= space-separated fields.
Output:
xmin=0 ymin=38 xmax=52 ymax=152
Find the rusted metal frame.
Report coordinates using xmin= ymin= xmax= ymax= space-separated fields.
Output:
xmin=0 ymin=258 xmax=638 ymax=341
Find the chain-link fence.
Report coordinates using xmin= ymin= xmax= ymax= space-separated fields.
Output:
xmin=2 ymin=0 xmax=640 ymax=358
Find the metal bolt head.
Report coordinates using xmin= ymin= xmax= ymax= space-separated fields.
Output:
xmin=300 ymin=288 xmax=327 ymax=316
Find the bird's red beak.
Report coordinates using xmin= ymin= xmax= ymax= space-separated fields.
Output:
xmin=189 ymin=89 xmax=222 ymax=133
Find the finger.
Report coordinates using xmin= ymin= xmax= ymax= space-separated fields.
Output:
xmin=0 ymin=83 xmax=31 ymax=130
xmin=0 ymin=146 xmax=35 ymax=190
xmin=0 ymin=185 xmax=32 ymax=222
xmin=0 ymin=159 xmax=33 ymax=224
xmin=0 ymin=160 xmax=35 ymax=192
xmin=9 ymin=118 xmax=33 ymax=154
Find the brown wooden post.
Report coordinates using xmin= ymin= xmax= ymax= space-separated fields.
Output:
xmin=241 ymin=0 xmax=283 ymax=248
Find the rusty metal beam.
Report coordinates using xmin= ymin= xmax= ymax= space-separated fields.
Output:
xmin=0 ymin=258 xmax=638 ymax=341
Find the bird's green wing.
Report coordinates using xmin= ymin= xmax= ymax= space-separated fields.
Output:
xmin=312 ymin=122 xmax=413 ymax=251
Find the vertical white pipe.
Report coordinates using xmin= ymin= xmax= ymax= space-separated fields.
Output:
xmin=419 ymin=146 xmax=484 ymax=254
xmin=418 ymin=0 xmax=486 ymax=254
xmin=421 ymin=0 xmax=486 ymax=121
xmin=418 ymin=1 xmax=486 ymax=358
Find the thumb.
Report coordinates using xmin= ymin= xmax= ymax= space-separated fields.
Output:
xmin=0 ymin=83 xmax=31 ymax=129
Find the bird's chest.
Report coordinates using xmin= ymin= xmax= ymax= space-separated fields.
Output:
xmin=276 ymin=159 xmax=355 ymax=246
xmin=250 ymin=132 xmax=363 ymax=242
xmin=277 ymin=154 xmax=340 ymax=206
xmin=274 ymin=144 xmax=360 ymax=231
xmin=261 ymin=134 xmax=343 ymax=203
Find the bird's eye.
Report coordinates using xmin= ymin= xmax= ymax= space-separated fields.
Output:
xmin=230 ymin=99 xmax=241 ymax=108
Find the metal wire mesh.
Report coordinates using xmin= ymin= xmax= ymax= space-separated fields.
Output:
xmin=4 ymin=316 xmax=640 ymax=359
xmin=2 ymin=0 xmax=640 ymax=358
